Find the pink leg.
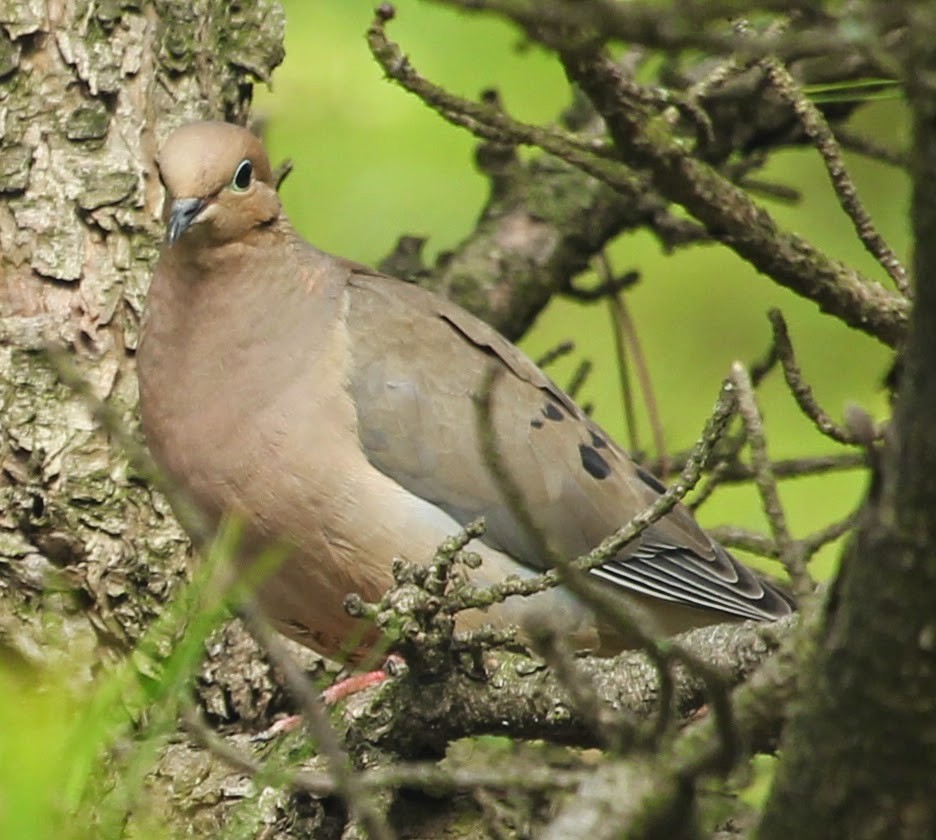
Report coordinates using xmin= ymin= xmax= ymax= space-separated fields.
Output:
xmin=253 ymin=655 xmax=405 ymax=739
xmin=323 ymin=653 xmax=406 ymax=704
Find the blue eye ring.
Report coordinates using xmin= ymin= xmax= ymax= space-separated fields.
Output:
xmin=232 ymin=159 xmax=253 ymax=191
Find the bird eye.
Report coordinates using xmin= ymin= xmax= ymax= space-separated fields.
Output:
xmin=232 ymin=159 xmax=253 ymax=191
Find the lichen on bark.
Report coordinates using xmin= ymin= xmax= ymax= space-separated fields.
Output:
xmin=0 ymin=0 xmax=284 ymax=696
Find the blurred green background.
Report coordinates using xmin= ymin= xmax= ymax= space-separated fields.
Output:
xmin=255 ymin=0 xmax=907 ymax=581
xmin=0 ymin=8 xmax=909 ymax=838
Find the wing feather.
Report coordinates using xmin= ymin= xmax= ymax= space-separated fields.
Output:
xmin=341 ymin=266 xmax=793 ymax=622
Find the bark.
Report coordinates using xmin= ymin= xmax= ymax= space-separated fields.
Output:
xmin=758 ymin=7 xmax=936 ymax=839
xmin=0 ymin=2 xmax=926 ymax=839
xmin=0 ymin=0 xmax=286 ymax=825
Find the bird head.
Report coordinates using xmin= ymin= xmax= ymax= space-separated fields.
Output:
xmin=156 ymin=121 xmax=281 ymax=248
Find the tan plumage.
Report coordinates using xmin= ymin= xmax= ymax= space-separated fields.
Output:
xmin=138 ymin=121 xmax=793 ymax=662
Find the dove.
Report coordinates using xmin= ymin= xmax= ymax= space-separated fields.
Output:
xmin=137 ymin=121 xmax=793 ymax=665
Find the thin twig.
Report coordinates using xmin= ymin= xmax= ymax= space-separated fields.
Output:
xmin=706 ymin=526 xmax=779 ymax=559
xmin=769 ymin=309 xmax=881 ymax=446
xmin=452 ymin=378 xmax=738 ymax=612
xmin=567 ymin=359 xmax=593 ymax=401
xmin=688 ymin=458 xmax=735 ymax=513
xmin=761 ymin=57 xmax=910 ymax=295
xmin=371 ymin=6 xmax=910 ymax=348
xmin=238 ymin=602 xmax=396 ymax=840
xmin=529 ymin=617 xmax=638 ymax=752
xmin=597 ymin=253 xmax=666 ymax=465
xmin=834 ymin=127 xmax=909 ymax=169
xmin=566 ymin=269 xmax=639 ymax=301
xmin=749 ymin=332 xmax=781 ymax=387
xmin=729 ymin=363 xmax=811 ymax=596
xmin=555 ymin=46 xmax=908 ymax=348
xmin=667 ymin=451 xmax=868 ymax=485
xmin=428 ymin=0 xmax=862 ymax=64
xmin=533 ymin=562 xmax=739 ymax=756
xmin=685 ymin=334 xmax=781 ymax=511
xmin=800 ymin=511 xmax=858 ymax=556
xmin=611 ymin=287 xmax=666 ymax=468
xmin=536 ymin=341 xmax=576 ymax=369
xmin=605 ymin=286 xmax=641 ymax=456
xmin=734 ymin=176 xmax=801 ymax=204
xmin=367 ymin=5 xmax=649 ymax=196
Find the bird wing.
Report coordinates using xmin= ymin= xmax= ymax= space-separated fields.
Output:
xmin=339 ymin=261 xmax=792 ymax=621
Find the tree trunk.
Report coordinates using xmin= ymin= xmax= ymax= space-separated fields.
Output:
xmin=4 ymin=2 xmax=933 ymax=839
xmin=0 ymin=0 xmax=285 ymax=833
xmin=758 ymin=10 xmax=936 ymax=838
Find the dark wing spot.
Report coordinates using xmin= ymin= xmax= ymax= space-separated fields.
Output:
xmin=543 ymin=402 xmax=564 ymax=422
xmin=579 ymin=444 xmax=612 ymax=480
xmin=590 ymin=431 xmax=608 ymax=449
xmin=636 ymin=465 xmax=667 ymax=494
xmin=530 ymin=418 xmax=544 ymax=429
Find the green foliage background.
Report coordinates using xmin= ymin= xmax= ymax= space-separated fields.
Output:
xmin=0 ymin=7 xmax=911 ymax=839
xmin=257 ymin=1 xmax=907 ymax=581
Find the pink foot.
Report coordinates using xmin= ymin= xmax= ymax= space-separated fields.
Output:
xmin=321 ymin=670 xmax=389 ymax=704
xmin=253 ymin=656 xmax=405 ymax=740
xmin=256 ymin=713 xmax=304 ymax=739
xmin=322 ymin=653 xmax=406 ymax=704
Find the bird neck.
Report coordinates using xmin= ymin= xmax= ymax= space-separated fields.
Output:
xmin=141 ymin=222 xmax=345 ymax=404
xmin=163 ymin=217 xmax=293 ymax=276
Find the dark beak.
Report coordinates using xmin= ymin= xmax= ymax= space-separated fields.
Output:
xmin=167 ymin=197 xmax=206 ymax=245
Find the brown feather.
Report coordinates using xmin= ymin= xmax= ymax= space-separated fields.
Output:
xmin=138 ymin=121 xmax=794 ymax=661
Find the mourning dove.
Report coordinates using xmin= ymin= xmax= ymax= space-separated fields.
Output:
xmin=138 ymin=121 xmax=793 ymax=663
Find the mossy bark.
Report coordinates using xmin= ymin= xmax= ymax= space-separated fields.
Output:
xmin=758 ymin=9 xmax=936 ymax=838
xmin=0 ymin=1 xmax=284 ymax=834
xmin=3 ymin=3 xmax=931 ymax=839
